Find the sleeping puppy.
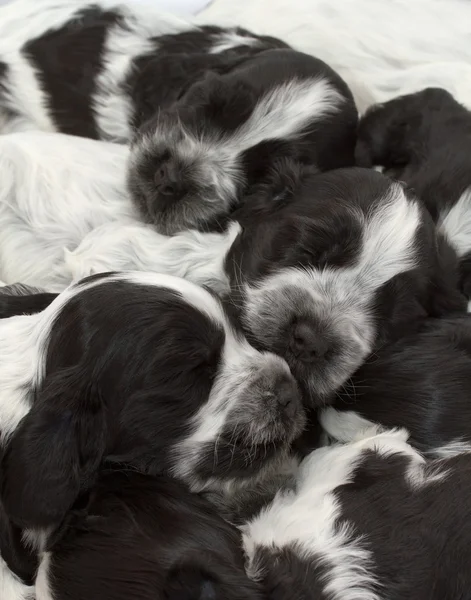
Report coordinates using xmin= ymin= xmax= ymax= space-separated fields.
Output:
xmin=319 ymin=315 xmax=471 ymax=454
xmin=355 ymin=87 xmax=471 ymax=298
xmin=0 ymin=134 xmax=465 ymax=408
xmin=128 ymin=47 xmax=358 ymax=233
xmin=0 ymin=271 xmax=304 ymax=541
xmin=242 ymin=428 xmax=471 ymax=599
xmin=0 ymin=0 xmax=286 ymax=140
xmin=4 ymin=471 xmax=262 ymax=600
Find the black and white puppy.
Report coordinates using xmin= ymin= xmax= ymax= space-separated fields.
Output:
xmin=128 ymin=47 xmax=358 ymax=233
xmin=242 ymin=428 xmax=471 ymax=599
xmin=225 ymin=164 xmax=465 ymax=405
xmin=319 ymin=315 xmax=471 ymax=454
xmin=355 ymin=87 xmax=471 ymax=299
xmin=6 ymin=471 xmax=262 ymax=600
xmin=0 ymin=0 xmax=285 ymax=141
xmin=0 ymin=271 xmax=304 ymax=539
xmin=0 ymin=131 xmax=465 ymax=407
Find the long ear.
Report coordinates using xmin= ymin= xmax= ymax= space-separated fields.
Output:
xmin=0 ymin=369 xmax=107 ymax=529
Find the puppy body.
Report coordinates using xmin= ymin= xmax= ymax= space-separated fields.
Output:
xmin=0 ymin=271 xmax=304 ymax=536
xmin=356 ymin=88 xmax=471 ymax=298
xmin=242 ymin=429 xmax=471 ymax=599
xmin=319 ymin=316 xmax=471 ymax=454
xmin=0 ymin=0 xmax=285 ymax=141
xmin=31 ymin=472 xmax=262 ymax=600
xmin=129 ymin=47 xmax=358 ymax=233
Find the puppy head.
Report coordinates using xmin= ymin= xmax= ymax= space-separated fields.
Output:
xmin=228 ymin=168 xmax=460 ymax=406
xmin=127 ymin=72 xmax=257 ymax=235
xmin=355 ymin=87 xmax=459 ymax=171
xmin=0 ymin=273 xmax=304 ymax=528
xmin=42 ymin=472 xmax=262 ymax=600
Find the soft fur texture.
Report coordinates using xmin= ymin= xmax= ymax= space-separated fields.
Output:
xmin=0 ymin=0 xmax=358 ymax=234
xmin=0 ymin=0 xmax=285 ymax=141
xmin=319 ymin=316 xmax=471 ymax=454
xmin=0 ymin=272 xmax=304 ymax=569
xmin=129 ymin=47 xmax=357 ymax=233
xmin=0 ymin=131 xmax=465 ymax=407
xmin=242 ymin=428 xmax=471 ymax=599
xmin=197 ymin=0 xmax=471 ymax=113
xmin=356 ymin=87 xmax=471 ymax=299
xmin=32 ymin=471 xmax=262 ymax=600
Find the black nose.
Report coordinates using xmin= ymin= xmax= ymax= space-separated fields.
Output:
xmin=290 ymin=321 xmax=330 ymax=362
xmin=154 ymin=163 xmax=177 ymax=196
xmin=276 ymin=379 xmax=300 ymax=418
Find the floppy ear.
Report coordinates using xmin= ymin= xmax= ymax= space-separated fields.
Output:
xmin=0 ymin=369 xmax=107 ymax=529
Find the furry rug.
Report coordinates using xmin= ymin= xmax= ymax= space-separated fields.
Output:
xmin=196 ymin=0 xmax=471 ymax=112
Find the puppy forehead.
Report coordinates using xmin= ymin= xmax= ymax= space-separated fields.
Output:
xmin=249 ymin=177 xmax=420 ymax=297
xmin=70 ymin=271 xmax=230 ymax=329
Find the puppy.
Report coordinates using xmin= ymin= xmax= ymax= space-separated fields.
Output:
xmin=9 ymin=471 xmax=261 ymax=600
xmin=0 ymin=131 xmax=464 ymax=407
xmin=242 ymin=428 xmax=471 ymax=599
xmin=319 ymin=315 xmax=471 ymax=454
xmin=128 ymin=47 xmax=358 ymax=233
xmin=0 ymin=271 xmax=304 ymax=541
xmin=0 ymin=0 xmax=286 ymax=140
xmin=355 ymin=87 xmax=471 ymax=298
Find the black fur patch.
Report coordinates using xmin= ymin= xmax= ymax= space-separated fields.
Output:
xmin=333 ymin=315 xmax=471 ymax=451
xmin=22 ymin=6 xmax=122 ymax=137
xmin=45 ymin=471 xmax=262 ymax=600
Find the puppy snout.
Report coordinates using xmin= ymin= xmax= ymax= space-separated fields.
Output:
xmin=290 ymin=321 xmax=330 ymax=363
xmin=154 ymin=162 xmax=181 ymax=198
xmin=276 ymin=379 xmax=301 ymax=418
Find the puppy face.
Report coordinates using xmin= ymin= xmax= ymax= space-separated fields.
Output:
xmin=128 ymin=105 xmax=243 ymax=235
xmin=227 ymin=168 xmax=457 ymax=405
xmin=127 ymin=49 xmax=350 ymax=235
xmin=0 ymin=273 xmax=304 ymax=530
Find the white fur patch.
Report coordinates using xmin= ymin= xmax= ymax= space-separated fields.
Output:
xmin=93 ymin=7 xmax=192 ymax=142
xmin=35 ymin=552 xmax=52 ymax=600
xmin=438 ymin=187 xmax=471 ymax=258
xmin=197 ymin=0 xmax=471 ymax=113
xmin=0 ymin=555 xmax=34 ymax=600
xmin=430 ymin=440 xmax=471 ymax=458
xmin=209 ymin=29 xmax=259 ymax=53
xmin=320 ymin=408 xmax=384 ymax=443
xmin=243 ymin=429 xmax=428 ymax=599
xmin=0 ymin=131 xmax=237 ymax=293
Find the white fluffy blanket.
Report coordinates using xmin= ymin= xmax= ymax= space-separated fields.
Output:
xmin=197 ymin=0 xmax=471 ymax=112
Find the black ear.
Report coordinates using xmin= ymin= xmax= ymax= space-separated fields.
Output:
xmin=0 ymin=369 xmax=107 ymax=529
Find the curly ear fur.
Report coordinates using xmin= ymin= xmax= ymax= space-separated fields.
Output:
xmin=0 ymin=370 xmax=107 ymax=529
